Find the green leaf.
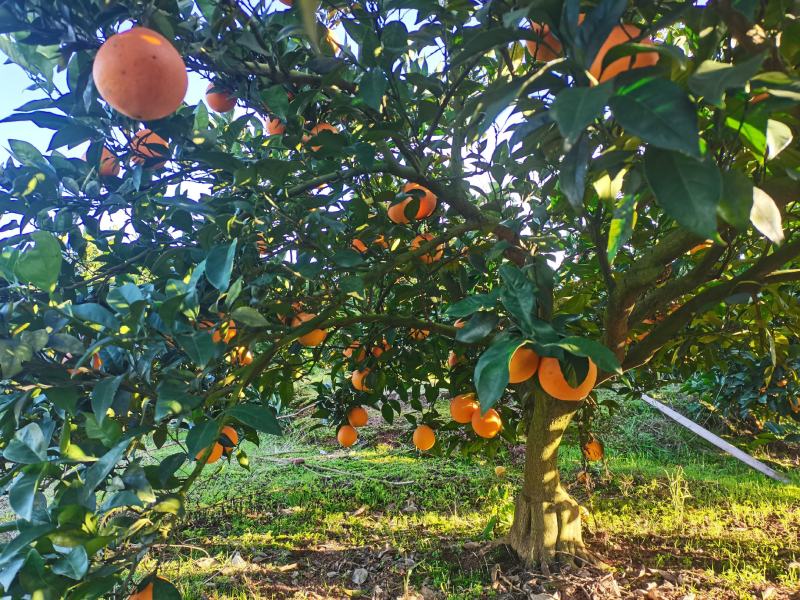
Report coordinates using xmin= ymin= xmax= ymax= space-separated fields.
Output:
xmin=155 ymin=380 xmax=202 ymax=422
xmin=9 ymin=468 xmax=41 ymax=520
xmin=106 ymin=284 xmax=144 ymax=313
xmin=151 ymin=573 xmax=183 ymax=599
xmin=91 ymin=376 xmax=123 ymax=425
xmin=445 ymin=290 xmax=500 ymax=318
xmin=227 ymin=404 xmax=282 ymax=436
xmin=14 ymin=231 xmax=61 ymax=291
xmin=175 ymin=332 xmax=217 ymax=368
xmin=231 ymin=306 xmax=270 ymax=328
xmin=750 ymin=186 xmax=783 ymax=244
xmin=559 ymin=135 xmax=590 ymax=212
xmin=360 ymin=68 xmax=388 ymax=111
xmin=262 ymin=85 xmax=290 ymax=120
xmin=186 ymin=419 xmax=219 ymax=457
xmin=499 ymin=264 xmax=538 ymax=336
xmin=644 ymin=147 xmax=722 ymax=238
xmin=382 ymin=21 xmax=408 ymax=59
xmin=455 ymin=312 xmax=499 ymax=343
xmin=718 ymin=171 xmax=753 ymax=230
xmin=47 ymin=387 xmax=79 ymax=415
xmin=550 ymin=83 xmax=612 ymax=144
xmin=205 ymin=240 xmax=237 ymax=291
xmin=606 ymin=195 xmax=637 ymax=264
xmin=69 ymin=303 xmax=117 ymax=329
xmin=332 ymin=249 xmax=365 ymax=268
xmin=3 ymin=423 xmax=47 ymax=464
xmin=474 ymin=337 xmax=523 ymax=412
xmin=49 ymin=333 xmax=84 ymax=355
xmin=610 ymin=78 xmax=700 ymax=158
xmin=540 ymin=336 xmax=621 ymax=374
xmin=51 ymin=546 xmax=88 ymax=580
xmin=9 ymin=139 xmax=54 ymax=176
xmin=689 ymin=53 xmax=765 ymax=107
xmin=80 ymin=438 xmax=130 ymax=502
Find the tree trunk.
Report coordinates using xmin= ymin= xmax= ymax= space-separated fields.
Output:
xmin=508 ymin=390 xmax=594 ymax=570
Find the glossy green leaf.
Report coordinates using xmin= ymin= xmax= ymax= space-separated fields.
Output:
xmin=206 ymin=240 xmax=237 ymax=292
xmin=474 ymin=336 xmax=523 ymax=412
xmin=14 ymin=231 xmax=61 ymax=291
xmin=750 ymin=186 xmax=784 ymax=244
xmin=550 ymin=83 xmax=612 ymax=145
xmin=610 ymin=78 xmax=700 ymax=158
xmin=231 ymin=306 xmax=270 ymax=328
xmin=227 ymin=404 xmax=282 ymax=436
xmin=644 ymin=147 xmax=722 ymax=238
xmin=91 ymin=376 xmax=123 ymax=425
xmin=688 ymin=53 xmax=765 ymax=106
xmin=455 ymin=312 xmax=498 ymax=343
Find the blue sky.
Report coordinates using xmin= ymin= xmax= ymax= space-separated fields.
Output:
xmin=0 ymin=57 xmax=208 ymax=161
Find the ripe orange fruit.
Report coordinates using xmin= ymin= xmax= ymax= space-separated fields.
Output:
xmin=291 ymin=312 xmax=328 ymax=347
xmin=471 ymin=408 xmax=502 ymax=439
xmin=99 ymin=147 xmax=120 ymax=177
xmin=196 ymin=442 xmax=223 ymax=464
xmin=266 ymin=117 xmax=286 ymax=135
xmin=450 ymin=392 xmax=479 ymax=424
xmin=453 ymin=319 xmax=466 ymax=329
xmin=205 ymin=83 xmax=236 ymax=112
xmin=589 ymin=24 xmax=658 ymax=83
xmin=371 ymin=339 xmax=391 ymax=357
xmin=413 ymin=424 xmax=436 ymax=451
xmin=337 ymin=424 xmax=358 ymax=447
xmin=508 ymin=346 xmax=540 ymax=384
xmin=351 ymin=368 xmax=371 ymax=392
xmin=129 ymin=129 xmax=169 ymax=169
xmin=343 ymin=340 xmax=367 ymax=362
xmin=538 ymin=356 xmax=597 ymax=401
xmin=93 ymin=27 xmax=187 ymax=121
xmin=347 ymin=406 xmax=369 ymax=427
xmin=305 ymin=122 xmax=338 ymax=152
xmin=352 ymin=238 xmax=368 ymax=253
xmin=447 ymin=351 xmax=461 ymax=369
xmin=411 ymin=233 xmax=444 ymax=264
xmin=220 ymin=425 xmax=239 ymax=456
xmin=92 ymin=353 xmax=103 ymax=371
xmin=232 ymin=346 xmax=253 ymax=366
xmin=388 ymin=183 xmax=438 ymax=224
xmin=409 ymin=328 xmax=430 ymax=341
xmin=526 ymin=21 xmax=561 ymax=61
xmin=128 ymin=581 xmax=153 ymax=600
xmin=212 ymin=320 xmax=237 ymax=344
xmin=403 ymin=183 xmax=437 ymax=217
xmin=373 ymin=235 xmax=389 ymax=249
xmin=581 ymin=435 xmax=604 ymax=462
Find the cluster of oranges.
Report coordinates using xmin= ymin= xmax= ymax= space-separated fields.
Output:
xmin=526 ymin=17 xmax=659 ymax=83
xmin=450 ymin=393 xmax=502 ymax=439
xmin=508 ymin=346 xmax=597 ymax=402
xmin=337 ymin=405 xmax=369 ymax=447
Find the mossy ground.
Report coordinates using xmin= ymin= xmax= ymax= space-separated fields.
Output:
xmin=144 ymin=394 xmax=800 ymax=599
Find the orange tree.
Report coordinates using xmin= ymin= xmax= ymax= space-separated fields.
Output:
xmin=0 ymin=0 xmax=799 ymax=594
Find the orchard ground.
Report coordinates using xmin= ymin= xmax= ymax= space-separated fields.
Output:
xmin=141 ymin=388 xmax=800 ymax=600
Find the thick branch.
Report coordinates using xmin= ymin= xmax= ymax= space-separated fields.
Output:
xmin=620 ymin=238 xmax=800 ymax=372
xmin=602 ymin=228 xmax=700 ymax=359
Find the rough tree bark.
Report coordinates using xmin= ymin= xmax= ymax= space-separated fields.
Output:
xmin=508 ymin=389 xmax=593 ymax=570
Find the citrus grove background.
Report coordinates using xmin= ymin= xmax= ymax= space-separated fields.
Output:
xmin=0 ymin=0 xmax=799 ymax=599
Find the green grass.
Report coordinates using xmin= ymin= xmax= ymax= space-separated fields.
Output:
xmin=145 ymin=394 xmax=800 ymax=599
